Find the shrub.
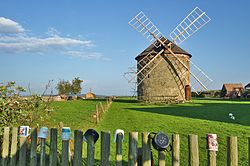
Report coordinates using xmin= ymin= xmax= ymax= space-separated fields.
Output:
xmin=0 ymin=81 xmax=53 ymax=129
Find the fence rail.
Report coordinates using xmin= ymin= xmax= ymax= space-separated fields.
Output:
xmin=0 ymin=127 xmax=249 ymax=165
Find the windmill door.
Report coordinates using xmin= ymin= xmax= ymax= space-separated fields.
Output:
xmin=185 ymin=85 xmax=191 ymax=101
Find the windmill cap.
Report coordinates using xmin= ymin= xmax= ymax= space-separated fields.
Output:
xmin=135 ymin=37 xmax=191 ymax=60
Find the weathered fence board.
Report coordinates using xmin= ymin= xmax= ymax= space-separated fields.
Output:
xmin=142 ymin=132 xmax=151 ymax=166
xmin=227 ymin=136 xmax=238 ymax=166
xmin=172 ymin=134 xmax=180 ymax=166
xmin=1 ymin=127 xmax=10 ymax=166
xmin=30 ymin=128 xmax=38 ymax=166
xmin=116 ymin=133 xmax=123 ymax=166
xmin=49 ymin=128 xmax=58 ymax=166
xmin=189 ymin=134 xmax=199 ymax=166
xmin=101 ymin=131 xmax=110 ymax=166
xmin=73 ymin=130 xmax=83 ymax=166
xmin=128 ymin=132 xmax=138 ymax=166
xmin=1 ymin=127 xmax=249 ymax=165
xmin=9 ymin=127 xmax=18 ymax=166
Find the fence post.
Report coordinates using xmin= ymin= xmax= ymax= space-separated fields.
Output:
xmin=30 ymin=128 xmax=38 ymax=166
xmin=10 ymin=127 xmax=18 ymax=166
xmin=87 ymin=135 xmax=95 ymax=166
xmin=1 ymin=127 xmax=10 ymax=166
xmin=227 ymin=136 xmax=238 ymax=166
xmin=19 ymin=136 xmax=27 ymax=166
xmin=142 ymin=132 xmax=151 ymax=166
xmin=100 ymin=102 xmax=105 ymax=113
xmin=73 ymin=130 xmax=83 ymax=166
xmin=61 ymin=140 xmax=70 ymax=166
xmin=207 ymin=134 xmax=217 ymax=166
xmin=116 ymin=133 xmax=123 ymax=166
xmin=96 ymin=105 xmax=100 ymax=123
xmin=172 ymin=134 xmax=180 ymax=166
xmin=188 ymin=134 xmax=199 ymax=166
xmin=40 ymin=138 xmax=46 ymax=166
xmin=49 ymin=128 xmax=58 ymax=166
xmin=158 ymin=151 xmax=165 ymax=166
xmin=248 ymin=137 xmax=250 ymax=166
xmin=128 ymin=132 xmax=138 ymax=166
xmin=101 ymin=131 xmax=110 ymax=166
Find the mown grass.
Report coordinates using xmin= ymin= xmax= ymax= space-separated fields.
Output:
xmin=94 ymin=98 xmax=250 ymax=165
xmin=36 ymin=99 xmax=105 ymax=130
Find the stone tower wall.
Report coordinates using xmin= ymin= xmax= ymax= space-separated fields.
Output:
xmin=137 ymin=53 xmax=190 ymax=103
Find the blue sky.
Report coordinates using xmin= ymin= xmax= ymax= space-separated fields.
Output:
xmin=0 ymin=0 xmax=249 ymax=96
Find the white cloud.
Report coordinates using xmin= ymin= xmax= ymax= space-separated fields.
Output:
xmin=0 ymin=35 xmax=93 ymax=54
xmin=0 ymin=17 xmax=105 ymax=59
xmin=0 ymin=17 xmax=24 ymax=34
xmin=67 ymin=51 xmax=104 ymax=60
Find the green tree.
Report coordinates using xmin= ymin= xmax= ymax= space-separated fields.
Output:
xmin=71 ymin=77 xmax=83 ymax=95
xmin=56 ymin=80 xmax=71 ymax=95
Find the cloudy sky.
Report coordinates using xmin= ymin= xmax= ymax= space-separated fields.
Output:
xmin=0 ymin=1 xmax=250 ymax=95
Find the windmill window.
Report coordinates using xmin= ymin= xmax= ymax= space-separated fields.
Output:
xmin=148 ymin=74 xmax=150 ymax=78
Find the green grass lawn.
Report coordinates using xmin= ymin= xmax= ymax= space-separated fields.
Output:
xmin=36 ymin=99 xmax=106 ymax=131
xmin=93 ymin=98 xmax=250 ymax=165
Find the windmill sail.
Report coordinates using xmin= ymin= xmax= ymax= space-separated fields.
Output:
xmin=170 ymin=7 xmax=211 ymax=45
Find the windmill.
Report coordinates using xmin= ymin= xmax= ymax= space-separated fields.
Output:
xmin=124 ymin=7 xmax=213 ymax=103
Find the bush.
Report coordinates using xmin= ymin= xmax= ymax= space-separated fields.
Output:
xmin=0 ymin=81 xmax=53 ymax=129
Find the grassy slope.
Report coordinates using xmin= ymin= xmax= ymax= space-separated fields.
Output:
xmin=37 ymin=99 xmax=105 ymax=131
xmin=95 ymin=98 xmax=250 ymax=165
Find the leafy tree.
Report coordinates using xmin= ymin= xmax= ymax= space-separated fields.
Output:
xmin=56 ymin=80 xmax=71 ymax=95
xmin=71 ymin=77 xmax=83 ymax=95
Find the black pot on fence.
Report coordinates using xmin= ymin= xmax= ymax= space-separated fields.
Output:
xmin=151 ymin=132 xmax=170 ymax=151
xmin=83 ymin=129 xmax=99 ymax=144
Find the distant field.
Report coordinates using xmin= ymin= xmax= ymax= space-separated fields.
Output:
xmin=95 ymin=98 xmax=250 ymax=165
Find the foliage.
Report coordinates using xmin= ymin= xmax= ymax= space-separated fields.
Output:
xmin=71 ymin=77 xmax=83 ymax=95
xmin=0 ymin=81 xmax=52 ymax=128
xmin=56 ymin=77 xmax=83 ymax=95
xmin=56 ymin=80 xmax=71 ymax=95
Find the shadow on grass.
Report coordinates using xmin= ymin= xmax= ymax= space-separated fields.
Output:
xmin=127 ymin=99 xmax=250 ymax=126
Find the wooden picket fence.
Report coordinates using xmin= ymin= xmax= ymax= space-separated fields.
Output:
xmin=93 ymin=97 xmax=113 ymax=124
xmin=0 ymin=128 xmax=250 ymax=166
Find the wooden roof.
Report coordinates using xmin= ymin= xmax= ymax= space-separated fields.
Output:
xmin=222 ymin=83 xmax=244 ymax=91
xmin=135 ymin=37 xmax=191 ymax=60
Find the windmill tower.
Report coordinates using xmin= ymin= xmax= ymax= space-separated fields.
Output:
xmin=124 ymin=7 xmax=213 ymax=103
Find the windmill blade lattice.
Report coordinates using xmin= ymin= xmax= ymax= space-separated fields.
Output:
xmin=170 ymin=7 xmax=211 ymax=45
xmin=129 ymin=11 xmax=167 ymax=48
xmin=189 ymin=60 xmax=213 ymax=94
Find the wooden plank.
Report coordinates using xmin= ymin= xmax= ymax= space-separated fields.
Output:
xmin=19 ymin=137 xmax=27 ymax=166
xmin=73 ymin=130 xmax=83 ymax=166
xmin=142 ymin=132 xmax=151 ymax=166
xmin=116 ymin=133 xmax=123 ymax=166
xmin=96 ymin=105 xmax=99 ymax=123
xmin=87 ymin=135 xmax=95 ymax=166
xmin=172 ymin=134 xmax=180 ymax=166
xmin=101 ymin=131 xmax=110 ymax=166
xmin=49 ymin=128 xmax=58 ymax=166
xmin=227 ymin=136 xmax=238 ymax=166
xmin=62 ymin=140 xmax=69 ymax=166
xmin=208 ymin=151 xmax=217 ymax=166
xmin=30 ymin=128 xmax=38 ymax=166
xmin=188 ymin=134 xmax=199 ymax=166
xmin=128 ymin=132 xmax=138 ymax=166
xmin=9 ymin=127 xmax=18 ymax=166
xmin=1 ymin=127 xmax=10 ymax=166
xmin=40 ymin=138 xmax=46 ymax=166
xmin=158 ymin=151 xmax=165 ymax=166
xmin=249 ymin=137 xmax=250 ymax=166
xmin=100 ymin=102 xmax=105 ymax=112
